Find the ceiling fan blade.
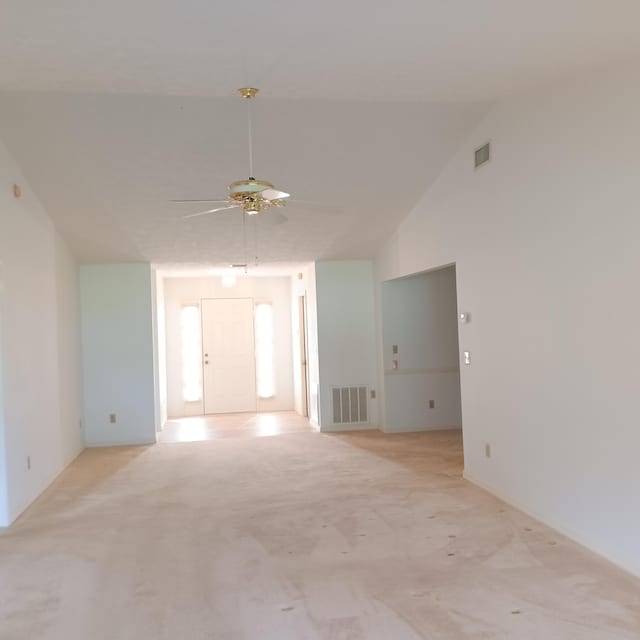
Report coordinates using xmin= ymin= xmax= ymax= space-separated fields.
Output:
xmin=182 ymin=204 xmax=240 ymax=219
xmin=171 ymin=199 xmax=229 ymax=204
xmin=261 ymin=188 xmax=290 ymax=201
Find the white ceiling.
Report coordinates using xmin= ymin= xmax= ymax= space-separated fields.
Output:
xmin=2 ymin=1 xmax=640 ymax=101
xmin=1 ymin=1 xmax=639 ymax=270
xmin=0 ymin=93 xmax=482 ymax=265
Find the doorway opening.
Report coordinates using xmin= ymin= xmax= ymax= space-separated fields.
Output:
xmin=380 ymin=264 xmax=464 ymax=460
xmin=298 ymin=295 xmax=310 ymax=418
xmin=158 ymin=273 xmax=304 ymax=430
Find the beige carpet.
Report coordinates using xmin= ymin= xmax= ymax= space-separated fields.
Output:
xmin=1 ymin=426 xmax=638 ymax=639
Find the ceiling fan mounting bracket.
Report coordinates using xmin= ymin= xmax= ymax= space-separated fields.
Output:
xmin=238 ymin=87 xmax=259 ymax=99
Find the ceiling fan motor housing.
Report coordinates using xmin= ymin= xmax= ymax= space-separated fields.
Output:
xmin=228 ymin=178 xmax=273 ymax=202
xmin=228 ymin=178 xmax=273 ymax=214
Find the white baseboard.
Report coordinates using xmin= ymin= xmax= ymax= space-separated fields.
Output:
xmin=320 ymin=423 xmax=378 ymax=433
xmin=3 ymin=447 xmax=85 ymax=527
xmin=382 ymin=424 xmax=461 ymax=434
xmin=85 ymin=439 xmax=156 ymax=447
xmin=463 ymin=470 xmax=640 ymax=580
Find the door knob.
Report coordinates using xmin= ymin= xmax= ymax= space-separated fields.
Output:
xmin=204 ymin=360 xmax=209 ymax=365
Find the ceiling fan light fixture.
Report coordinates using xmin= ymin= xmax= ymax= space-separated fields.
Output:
xmin=244 ymin=199 xmax=264 ymax=215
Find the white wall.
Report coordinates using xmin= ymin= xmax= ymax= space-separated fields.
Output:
xmin=163 ymin=275 xmax=294 ymax=417
xmin=153 ymin=269 xmax=168 ymax=430
xmin=0 ymin=139 xmax=83 ymax=525
xmin=54 ymin=236 xmax=85 ymax=462
xmin=0 ymin=297 xmax=7 ymax=523
xmin=375 ymin=61 xmax=640 ymax=576
xmin=80 ymin=264 xmax=156 ymax=446
xmin=315 ymin=261 xmax=378 ymax=431
xmin=381 ymin=266 xmax=461 ymax=432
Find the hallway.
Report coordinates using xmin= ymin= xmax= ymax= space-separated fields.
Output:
xmin=0 ymin=427 xmax=638 ymax=639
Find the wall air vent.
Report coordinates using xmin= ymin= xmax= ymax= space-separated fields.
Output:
xmin=332 ymin=386 xmax=368 ymax=425
xmin=474 ymin=142 xmax=491 ymax=169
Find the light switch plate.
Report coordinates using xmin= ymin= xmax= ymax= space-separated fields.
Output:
xmin=463 ymin=351 xmax=471 ymax=365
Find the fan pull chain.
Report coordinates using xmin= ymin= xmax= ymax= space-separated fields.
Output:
xmin=253 ymin=215 xmax=259 ymax=266
xmin=242 ymin=210 xmax=247 ymax=268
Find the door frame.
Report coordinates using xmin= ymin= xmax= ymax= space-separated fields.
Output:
xmin=298 ymin=294 xmax=310 ymax=418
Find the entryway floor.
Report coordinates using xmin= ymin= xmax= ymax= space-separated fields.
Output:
xmin=1 ymin=427 xmax=638 ymax=639
xmin=158 ymin=410 xmax=314 ymax=442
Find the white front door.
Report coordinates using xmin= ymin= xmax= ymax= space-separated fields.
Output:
xmin=201 ymin=298 xmax=256 ymax=414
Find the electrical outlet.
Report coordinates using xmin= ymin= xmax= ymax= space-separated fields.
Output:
xmin=392 ymin=359 xmax=398 ymax=370
xmin=109 ymin=413 xmax=117 ymax=424
xmin=392 ymin=344 xmax=398 ymax=354
xmin=485 ymin=443 xmax=491 ymax=458
xmin=370 ymin=389 xmax=376 ymax=399
xmin=429 ymin=399 xmax=435 ymax=409
xmin=26 ymin=456 xmax=31 ymax=470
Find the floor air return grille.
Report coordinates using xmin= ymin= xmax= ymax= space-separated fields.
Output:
xmin=332 ymin=386 xmax=368 ymax=425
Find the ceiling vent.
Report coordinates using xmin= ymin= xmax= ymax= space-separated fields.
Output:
xmin=474 ymin=142 xmax=491 ymax=169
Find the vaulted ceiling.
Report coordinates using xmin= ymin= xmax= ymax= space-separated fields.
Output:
xmin=1 ymin=1 xmax=639 ymax=269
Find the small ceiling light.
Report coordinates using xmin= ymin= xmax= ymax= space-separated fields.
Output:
xmin=221 ymin=275 xmax=237 ymax=288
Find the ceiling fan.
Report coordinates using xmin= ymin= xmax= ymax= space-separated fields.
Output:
xmin=172 ymin=87 xmax=293 ymax=220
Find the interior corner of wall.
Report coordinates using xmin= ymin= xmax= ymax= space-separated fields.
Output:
xmin=0 ymin=315 xmax=8 ymax=527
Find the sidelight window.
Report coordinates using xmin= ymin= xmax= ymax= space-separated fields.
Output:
xmin=181 ymin=305 xmax=202 ymax=402
xmin=255 ymin=303 xmax=274 ymax=398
